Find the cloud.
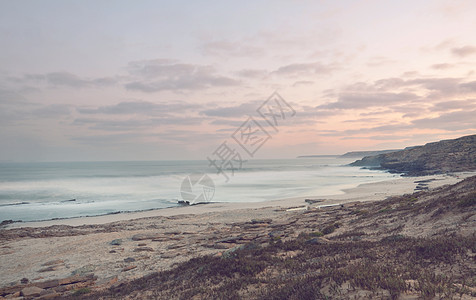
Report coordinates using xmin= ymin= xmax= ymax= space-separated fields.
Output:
xmin=360 ymin=110 xmax=394 ymax=116
xmin=16 ymin=72 xmax=117 ymax=88
xmin=272 ymin=62 xmax=335 ymax=76
xmin=74 ymin=100 xmax=206 ymax=131
xmin=319 ymin=123 xmax=413 ymax=137
xmin=73 ymin=129 xmax=226 ymax=148
xmin=430 ymin=63 xmax=454 ymax=70
xmin=210 ymin=119 xmax=249 ymax=127
xmin=0 ymin=88 xmax=71 ymax=124
xmin=340 ymin=134 xmax=408 ymax=141
xmin=124 ymin=60 xmax=240 ymax=92
xmin=201 ymin=101 xmax=262 ymax=118
xmin=292 ymin=106 xmax=336 ymax=119
xmin=200 ymin=100 xmax=327 ymax=129
xmin=430 ymin=99 xmax=476 ymax=112
xmin=0 ymin=88 xmax=32 ymax=106
xmin=372 ymin=77 xmax=462 ymax=95
xmin=304 ymin=73 xmax=476 ymax=140
xmin=71 ymin=133 xmax=142 ymax=145
xmin=293 ymin=80 xmax=314 ymax=87
xmin=317 ymin=92 xmax=418 ymax=110
xmin=127 ymin=59 xmax=199 ymax=78
xmin=434 ymin=39 xmax=455 ymax=50
xmin=451 ymin=45 xmax=476 ymax=57
xmin=32 ymin=104 xmax=71 ymax=118
xmin=460 ymin=81 xmax=476 ymax=92
xmin=77 ymin=100 xmax=199 ymax=115
xmin=155 ymin=130 xmax=228 ymax=143
xmin=402 ymin=71 xmax=420 ymax=77
xmin=389 ymin=103 xmax=432 ymax=118
xmin=69 ymin=99 xmax=210 ymax=133
xmin=420 ymin=39 xmax=455 ymax=53
xmin=412 ymin=110 xmax=476 ymax=130
xmin=373 ymin=78 xmax=406 ymax=90
xmin=124 ymin=76 xmax=239 ymax=92
xmin=236 ymin=69 xmax=268 ymax=78
xmin=381 ymin=77 xmax=476 ymax=97
xmin=338 ymin=76 xmax=476 ymax=102
xmin=366 ymin=56 xmax=396 ymax=67
xmin=6 ymin=58 xmax=240 ymax=94
xmin=410 ymin=78 xmax=461 ymax=93
xmin=201 ymin=40 xmax=264 ymax=57
xmin=343 ymin=117 xmax=382 ymax=123
xmin=308 ymin=74 xmax=476 ymax=141
xmin=73 ymin=116 xmax=203 ymax=131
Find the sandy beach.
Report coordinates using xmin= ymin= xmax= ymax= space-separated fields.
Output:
xmin=1 ymin=171 xmax=475 ymax=298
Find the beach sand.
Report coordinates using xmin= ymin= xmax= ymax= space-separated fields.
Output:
xmin=1 ymin=172 xmax=474 ymax=295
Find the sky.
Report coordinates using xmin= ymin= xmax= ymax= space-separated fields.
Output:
xmin=1 ymin=0 xmax=476 ymax=162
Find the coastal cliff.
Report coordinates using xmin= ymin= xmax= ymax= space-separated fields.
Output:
xmin=351 ymin=134 xmax=476 ymax=175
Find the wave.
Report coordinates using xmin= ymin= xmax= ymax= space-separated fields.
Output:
xmin=0 ymin=201 xmax=30 ymax=207
xmin=0 ymin=158 xmax=399 ymax=222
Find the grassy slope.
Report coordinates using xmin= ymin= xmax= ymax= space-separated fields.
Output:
xmin=76 ymin=177 xmax=476 ymax=300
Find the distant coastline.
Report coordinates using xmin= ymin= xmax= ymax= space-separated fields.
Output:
xmin=296 ymin=155 xmax=338 ymax=158
xmin=297 ymin=149 xmax=400 ymax=159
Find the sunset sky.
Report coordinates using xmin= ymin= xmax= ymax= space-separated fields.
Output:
xmin=1 ymin=0 xmax=476 ymax=161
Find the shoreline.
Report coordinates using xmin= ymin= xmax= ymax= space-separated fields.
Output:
xmin=1 ymin=172 xmax=474 ymax=297
xmin=6 ymin=171 xmax=475 ymax=229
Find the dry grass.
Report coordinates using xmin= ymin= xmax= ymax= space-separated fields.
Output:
xmin=71 ymin=232 xmax=476 ymax=299
xmin=67 ymin=176 xmax=476 ymax=299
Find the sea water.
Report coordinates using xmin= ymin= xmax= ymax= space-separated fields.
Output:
xmin=0 ymin=157 xmax=399 ymax=222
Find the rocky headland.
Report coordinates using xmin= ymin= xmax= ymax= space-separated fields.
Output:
xmin=351 ymin=134 xmax=476 ymax=176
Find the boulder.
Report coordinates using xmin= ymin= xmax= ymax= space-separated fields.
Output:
xmin=213 ymin=243 xmax=232 ymax=249
xmin=250 ymin=218 xmax=272 ymax=224
xmin=35 ymin=279 xmax=60 ymax=289
xmin=164 ymin=231 xmax=181 ymax=235
xmin=133 ymin=247 xmax=154 ymax=252
xmin=131 ymin=233 xmax=161 ymax=241
xmin=222 ymin=243 xmax=260 ymax=259
xmin=95 ymin=275 xmax=118 ymax=287
xmin=216 ymin=236 xmax=242 ymax=243
xmin=222 ymin=245 xmax=245 ymax=259
xmin=160 ymin=253 xmax=178 ymax=259
xmin=305 ymin=237 xmax=330 ymax=245
xmin=109 ymin=239 xmax=123 ymax=246
xmin=59 ymin=274 xmax=96 ymax=285
xmin=41 ymin=259 xmax=64 ymax=266
xmin=38 ymin=266 xmax=60 ymax=272
xmin=268 ymin=231 xmax=283 ymax=238
xmin=37 ymin=291 xmax=61 ymax=299
xmin=71 ymin=264 xmax=96 ymax=276
xmin=122 ymin=265 xmax=137 ymax=272
xmin=21 ymin=286 xmax=44 ymax=297
xmin=166 ymin=244 xmax=183 ymax=250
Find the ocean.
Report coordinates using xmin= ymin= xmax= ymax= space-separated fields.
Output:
xmin=0 ymin=157 xmax=399 ymax=222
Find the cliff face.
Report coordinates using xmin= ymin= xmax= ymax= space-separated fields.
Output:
xmin=339 ymin=149 xmax=400 ymax=158
xmin=351 ymin=134 xmax=476 ymax=175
